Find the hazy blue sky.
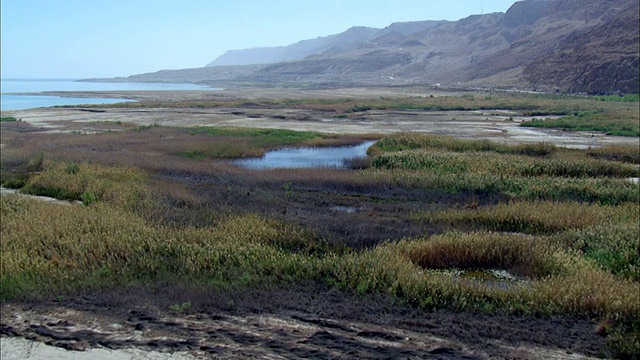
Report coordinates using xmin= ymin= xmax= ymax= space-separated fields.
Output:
xmin=1 ymin=0 xmax=517 ymax=79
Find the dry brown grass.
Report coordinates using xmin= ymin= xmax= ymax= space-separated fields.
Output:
xmin=391 ymin=232 xmax=562 ymax=278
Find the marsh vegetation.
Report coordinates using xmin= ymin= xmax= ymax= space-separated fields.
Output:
xmin=1 ymin=92 xmax=639 ymax=357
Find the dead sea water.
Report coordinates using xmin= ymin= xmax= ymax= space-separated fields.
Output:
xmin=0 ymin=79 xmax=215 ymax=110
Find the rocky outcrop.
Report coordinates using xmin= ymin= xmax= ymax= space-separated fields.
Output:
xmin=522 ymin=0 xmax=640 ymax=94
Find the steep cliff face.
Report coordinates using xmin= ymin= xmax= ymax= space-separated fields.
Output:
xmin=522 ymin=0 xmax=640 ymax=94
xmin=451 ymin=0 xmax=639 ymax=93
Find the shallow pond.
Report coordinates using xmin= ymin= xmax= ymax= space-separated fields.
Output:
xmin=233 ymin=141 xmax=376 ymax=170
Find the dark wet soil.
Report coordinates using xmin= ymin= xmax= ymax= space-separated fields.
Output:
xmin=1 ymin=284 xmax=607 ymax=359
xmin=155 ymin=166 xmax=508 ymax=249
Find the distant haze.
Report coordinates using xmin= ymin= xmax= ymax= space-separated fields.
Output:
xmin=1 ymin=0 xmax=516 ymax=79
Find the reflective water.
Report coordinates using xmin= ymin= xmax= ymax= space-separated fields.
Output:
xmin=234 ymin=141 xmax=376 ymax=169
xmin=458 ymin=269 xmax=529 ymax=290
xmin=1 ymin=79 xmax=215 ymax=110
xmin=1 ymin=94 xmax=134 ymax=110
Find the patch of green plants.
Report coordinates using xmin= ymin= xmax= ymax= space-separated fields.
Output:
xmin=417 ymin=201 xmax=636 ymax=235
xmin=21 ymin=161 xmax=149 ymax=210
xmin=365 ymin=167 xmax=637 ymax=205
xmin=92 ymin=120 xmax=123 ymax=126
xmin=606 ymin=317 xmax=640 ymax=359
xmin=186 ymin=126 xmax=319 ymax=140
xmin=370 ymin=150 xmax=638 ymax=178
xmin=553 ymin=224 xmax=639 ymax=281
xmin=369 ymin=132 xmax=557 ymax=157
xmin=0 ymin=117 xmax=17 ymax=122
xmin=80 ymin=191 xmax=97 ymax=206
xmin=414 ymin=201 xmax=639 ymax=281
xmin=586 ymin=144 xmax=640 ymax=164
xmin=522 ymin=111 xmax=640 ymax=137
xmin=365 ymin=133 xmax=639 ymax=205
xmin=595 ymin=94 xmax=640 ymax=102
xmin=132 ymin=123 xmax=160 ymax=132
xmin=169 ymin=301 xmax=192 ymax=314
xmin=0 ymin=172 xmax=30 ymax=189
xmin=178 ymin=143 xmax=262 ymax=160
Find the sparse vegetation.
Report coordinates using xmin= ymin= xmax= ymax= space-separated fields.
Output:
xmin=1 ymin=116 xmax=18 ymax=122
xmin=132 ymin=122 xmax=160 ymax=132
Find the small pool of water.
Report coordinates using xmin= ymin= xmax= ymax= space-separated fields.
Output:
xmin=233 ymin=141 xmax=376 ymax=170
xmin=432 ymin=268 xmax=530 ymax=290
xmin=331 ymin=206 xmax=359 ymax=213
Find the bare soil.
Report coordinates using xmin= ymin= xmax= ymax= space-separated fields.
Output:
xmin=1 ymin=284 xmax=606 ymax=359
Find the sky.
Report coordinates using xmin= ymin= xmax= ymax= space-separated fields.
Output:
xmin=1 ymin=0 xmax=518 ymax=79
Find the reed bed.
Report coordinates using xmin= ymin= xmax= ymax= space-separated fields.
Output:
xmin=362 ymin=168 xmax=638 ymax=205
xmin=372 ymin=150 xmax=639 ymax=178
xmin=2 ymin=195 xmax=637 ymax=320
xmin=586 ymin=144 xmax=640 ymax=164
xmin=21 ymin=160 xmax=149 ymax=208
xmin=369 ymin=132 xmax=558 ymax=157
xmin=552 ymin=224 xmax=640 ymax=281
xmin=418 ymin=201 xmax=638 ymax=235
xmin=368 ymin=132 xmax=639 ymax=178
xmin=415 ymin=201 xmax=639 ymax=281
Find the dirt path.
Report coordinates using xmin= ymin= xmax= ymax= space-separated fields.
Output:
xmin=0 ymin=286 xmax=606 ymax=359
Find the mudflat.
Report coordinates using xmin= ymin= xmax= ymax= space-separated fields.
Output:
xmin=3 ymin=88 xmax=637 ymax=149
xmin=1 ymin=285 xmax=605 ymax=359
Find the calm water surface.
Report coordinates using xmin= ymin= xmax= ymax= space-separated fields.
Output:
xmin=234 ymin=141 xmax=376 ymax=169
xmin=1 ymin=79 xmax=215 ymax=110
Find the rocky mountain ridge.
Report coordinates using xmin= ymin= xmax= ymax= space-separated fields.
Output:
xmin=122 ymin=0 xmax=639 ymax=94
xmin=206 ymin=26 xmax=381 ymax=67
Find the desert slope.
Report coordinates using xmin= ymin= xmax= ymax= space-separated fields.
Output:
xmin=111 ymin=0 xmax=639 ymax=94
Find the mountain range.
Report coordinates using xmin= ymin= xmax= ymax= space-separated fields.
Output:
xmin=122 ymin=0 xmax=639 ymax=94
